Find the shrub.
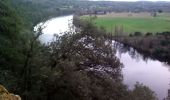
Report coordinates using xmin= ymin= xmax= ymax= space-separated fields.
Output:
xmin=134 ymin=32 xmax=142 ymax=36
xmin=129 ymin=34 xmax=133 ymax=37
xmin=145 ymin=32 xmax=153 ymax=36
xmin=160 ymin=40 xmax=170 ymax=46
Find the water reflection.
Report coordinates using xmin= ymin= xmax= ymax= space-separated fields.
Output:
xmin=113 ymin=41 xmax=149 ymax=63
xmin=113 ymin=41 xmax=170 ymax=100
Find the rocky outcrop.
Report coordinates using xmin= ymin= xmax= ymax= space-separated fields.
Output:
xmin=0 ymin=85 xmax=21 ymax=100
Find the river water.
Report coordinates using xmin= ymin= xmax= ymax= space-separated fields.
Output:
xmin=34 ymin=15 xmax=73 ymax=43
xmin=34 ymin=15 xmax=170 ymax=100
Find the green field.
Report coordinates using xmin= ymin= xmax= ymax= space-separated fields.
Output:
xmin=82 ymin=13 xmax=170 ymax=34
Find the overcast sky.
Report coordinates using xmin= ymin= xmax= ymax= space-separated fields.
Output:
xmin=92 ymin=0 xmax=170 ymax=2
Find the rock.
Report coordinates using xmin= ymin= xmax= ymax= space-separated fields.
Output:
xmin=0 ymin=85 xmax=21 ymax=100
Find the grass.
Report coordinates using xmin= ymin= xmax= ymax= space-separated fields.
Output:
xmin=82 ymin=13 xmax=170 ymax=34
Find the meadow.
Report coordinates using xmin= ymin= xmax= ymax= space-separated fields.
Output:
xmin=82 ymin=12 xmax=170 ymax=34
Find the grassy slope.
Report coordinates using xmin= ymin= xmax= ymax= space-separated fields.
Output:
xmin=83 ymin=13 xmax=170 ymax=34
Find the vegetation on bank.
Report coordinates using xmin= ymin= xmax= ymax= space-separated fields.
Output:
xmin=115 ymin=31 xmax=170 ymax=64
xmin=8 ymin=0 xmax=75 ymax=28
xmin=81 ymin=12 xmax=170 ymax=34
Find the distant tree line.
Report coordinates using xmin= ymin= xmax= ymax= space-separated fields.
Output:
xmin=74 ymin=1 xmax=170 ymax=15
xmin=116 ymin=31 xmax=170 ymax=64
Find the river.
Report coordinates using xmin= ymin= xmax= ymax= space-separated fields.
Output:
xmin=34 ymin=15 xmax=170 ymax=100
xmin=34 ymin=15 xmax=73 ymax=43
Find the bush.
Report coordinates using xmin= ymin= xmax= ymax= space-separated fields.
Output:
xmin=156 ymin=31 xmax=170 ymax=36
xmin=160 ymin=40 xmax=170 ymax=46
xmin=129 ymin=34 xmax=133 ymax=37
xmin=145 ymin=32 xmax=153 ymax=36
xmin=134 ymin=32 xmax=142 ymax=36
xmin=131 ymin=83 xmax=157 ymax=100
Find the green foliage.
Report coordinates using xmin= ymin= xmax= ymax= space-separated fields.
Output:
xmin=134 ymin=32 xmax=142 ymax=36
xmin=0 ymin=1 xmax=21 ymax=39
xmin=0 ymin=0 xmax=28 ymax=94
xmin=130 ymin=83 xmax=157 ymax=100
xmin=153 ymin=48 xmax=169 ymax=59
xmin=129 ymin=33 xmax=133 ymax=37
xmin=0 ymin=1 xmax=22 ymax=71
xmin=160 ymin=40 xmax=170 ymax=46
xmin=0 ymin=0 xmax=53 ymax=96
xmin=3 ymin=0 xmax=75 ymax=30
xmin=158 ymin=9 xmax=163 ymax=13
xmin=145 ymin=32 xmax=153 ymax=36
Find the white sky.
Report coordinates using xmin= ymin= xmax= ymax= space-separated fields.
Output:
xmin=92 ymin=0 xmax=170 ymax=2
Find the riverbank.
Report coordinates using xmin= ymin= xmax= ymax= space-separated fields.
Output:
xmin=74 ymin=16 xmax=170 ymax=99
xmin=114 ymin=32 xmax=170 ymax=64
xmin=75 ymin=15 xmax=170 ymax=64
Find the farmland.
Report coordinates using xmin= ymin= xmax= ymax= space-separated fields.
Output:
xmin=82 ymin=12 xmax=170 ymax=34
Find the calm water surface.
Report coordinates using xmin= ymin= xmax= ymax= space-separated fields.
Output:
xmin=114 ymin=42 xmax=170 ymax=99
xmin=35 ymin=15 xmax=73 ymax=43
xmin=35 ymin=15 xmax=170 ymax=100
